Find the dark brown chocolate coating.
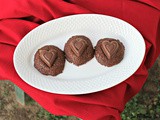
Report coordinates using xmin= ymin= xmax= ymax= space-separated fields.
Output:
xmin=95 ymin=38 xmax=125 ymax=67
xmin=64 ymin=35 xmax=94 ymax=66
xmin=34 ymin=45 xmax=65 ymax=76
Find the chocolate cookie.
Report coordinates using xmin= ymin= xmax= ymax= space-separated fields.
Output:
xmin=95 ymin=38 xmax=125 ymax=67
xmin=34 ymin=45 xmax=65 ymax=76
xmin=64 ymin=35 xmax=94 ymax=66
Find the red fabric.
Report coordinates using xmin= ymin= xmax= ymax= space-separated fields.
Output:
xmin=0 ymin=0 xmax=160 ymax=120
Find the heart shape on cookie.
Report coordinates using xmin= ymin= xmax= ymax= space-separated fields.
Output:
xmin=101 ymin=40 xmax=119 ymax=59
xmin=39 ymin=50 xmax=57 ymax=67
xmin=70 ymin=38 xmax=88 ymax=56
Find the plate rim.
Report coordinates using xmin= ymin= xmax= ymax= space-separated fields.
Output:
xmin=13 ymin=14 xmax=146 ymax=95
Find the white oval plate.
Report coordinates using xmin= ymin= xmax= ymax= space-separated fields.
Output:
xmin=14 ymin=14 xmax=145 ymax=95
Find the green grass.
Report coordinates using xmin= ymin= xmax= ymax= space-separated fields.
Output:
xmin=36 ymin=108 xmax=68 ymax=120
xmin=121 ymin=93 xmax=160 ymax=120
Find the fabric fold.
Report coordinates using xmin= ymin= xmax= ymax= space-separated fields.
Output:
xmin=137 ymin=0 xmax=160 ymax=10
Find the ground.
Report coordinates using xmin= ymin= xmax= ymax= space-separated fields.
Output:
xmin=0 ymin=57 xmax=160 ymax=120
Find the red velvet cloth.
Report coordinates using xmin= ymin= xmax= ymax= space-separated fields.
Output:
xmin=0 ymin=0 xmax=160 ymax=120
